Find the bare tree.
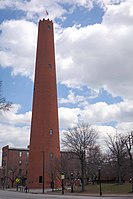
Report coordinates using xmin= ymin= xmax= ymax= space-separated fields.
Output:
xmin=124 ymin=132 xmax=133 ymax=192
xmin=86 ymin=145 xmax=103 ymax=184
xmin=62 ymin=123 xmax=98 ymax=191
xmin=48 ymin=156 xmax=61 ymax=190
xmin=106 ymin=134 xmax=127 ymax=184
xmin=0 ymin=81 xmax=12 ymax=111
xmin=8 ymin=167 xmax=18 ymax=188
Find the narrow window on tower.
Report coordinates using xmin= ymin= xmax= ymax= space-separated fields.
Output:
xmin=49 ymin=129 xmax=53 ymax=135
xmin=48 ymin=64 xmax=52 ymax=68
xmin=48 ymin=25 xmax=51 ymax=30
xmin=50 ymin=153 xmax=54 ymax=160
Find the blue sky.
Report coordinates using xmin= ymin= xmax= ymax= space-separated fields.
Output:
xmin=0 ymin=0 xmax=133 ymax=161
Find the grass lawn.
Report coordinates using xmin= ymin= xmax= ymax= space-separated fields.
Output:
xmin=73 ymin=183 xmax=132 ymax=194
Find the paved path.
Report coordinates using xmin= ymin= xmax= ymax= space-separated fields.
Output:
xmin=0 ymin=190 xmax=133 ymax=199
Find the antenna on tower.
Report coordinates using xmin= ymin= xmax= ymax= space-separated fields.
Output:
xmin=45 ymin=10 xmax=49 ymax=19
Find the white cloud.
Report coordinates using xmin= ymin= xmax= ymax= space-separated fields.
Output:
xmin=95 ymin=121 xmax=133 ymax=151
xmin=59 ymin=99 xmax=133 ymax=128
xmin=0 ymin=124 xmax=30 ymax=148
xmin=59 ymin=107 xmax=80 ymax=129
xmin=0 ymin=0 xmax=124 ymax=21
xmin=0 ymin=104 xmax=31 ymax=126
xmin=116 ymin=122 xmax=133 ymax=132
xmin=59 ymin=89 xmax=99 ymax=107
xmin=0 ymin=123 xmax=30 ymax=164
xmin=0 ymin=20 xmax=37 ymax=80
xmin=0 ymin=105 xmax=31 ymax=164
xmin=59 ymin=90 xmax=87 ymax=105
xmin=56 ymin=0 xmax=133 ymax=100
xmin=81 ymin=100 xmax=133 ymax=124
xmin=94 ymin=125 xmax=116 ymax=151
xmin=0 ymin=0 xmax=74 ymax=21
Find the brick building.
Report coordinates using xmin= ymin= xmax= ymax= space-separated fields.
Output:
xmin=0 ymin=166 xmax=4 ymax=188
xmin=1 ymin=145 xmax=29 ymax=188
xmin=0 ymin=147 xmax=79 ymax=189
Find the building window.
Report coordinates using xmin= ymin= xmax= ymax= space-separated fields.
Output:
xmin=19 ymin=160 xmax=22 ymax=165
xmin=49 ymin=129 xmax=53 ymax=135
xmin=19 ymin=151 xmax=22 ymax=157
xmin=48 ymin=25 xmax=51 ymax=30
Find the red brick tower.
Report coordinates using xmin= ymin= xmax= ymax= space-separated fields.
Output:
xmin=28 ymin=19 xmax=60 ymax=189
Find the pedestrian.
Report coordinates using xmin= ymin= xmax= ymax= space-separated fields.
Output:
xmin=25 ymin=185 xmax=28 ymax=193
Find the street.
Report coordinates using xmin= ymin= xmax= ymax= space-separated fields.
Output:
xmin=0 ymin=190 xmax=133 ymax=199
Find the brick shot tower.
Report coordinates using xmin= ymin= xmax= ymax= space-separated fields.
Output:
xmin=28 ymin=19 xmax=60 ymax=189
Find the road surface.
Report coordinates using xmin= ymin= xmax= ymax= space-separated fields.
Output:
xmin=0 ymin=190 xmax=133 ymax=199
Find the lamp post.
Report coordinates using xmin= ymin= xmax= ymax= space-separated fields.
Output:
xmin=61 ymin=172 xmax=65 ymax=194
xmin=126 ymin=132 xmax=133 ymax=192
xmin=71 ymin=173 xmax=74 ymax=193
xmin=98 ymin=166 xmax=102 ymax=196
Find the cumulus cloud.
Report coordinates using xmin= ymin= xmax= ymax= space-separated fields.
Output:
xmin=59 ymin=99 xmax=133 ymax=128
xmin=0 ymin=104 xmax=31 ymax=163
xmin=59 ymin=90 xmax=88 ymax=105
xmin=0 ymin=20 xmax=37 ymax=79
xmin=0 ymin=122 xmax=30 ymax=164
xmin=0 ymin=104 xmax=31 ymax=126
xmin=0 ymin=123 xmax=30 ymax=148
xmin=59 ymin=107 xmax=80 ymax=129
xmin=116 ymin=122 xmax=133 ymax=132
xmin=81 ymin=100 xmax=133 ymax=123
xmin=56 ymin=0 xmax=133 ymax=100
xmin=0 ymin=0 xmax=124 ymax=21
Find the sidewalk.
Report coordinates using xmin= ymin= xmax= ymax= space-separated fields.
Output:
xmin=47 ymin=190 xmax=133 ymax=197
xmin=5 ymin=187 xmax=133 ymax=197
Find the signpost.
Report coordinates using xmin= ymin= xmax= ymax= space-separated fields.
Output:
xmin=15 ymin=178 xmax=20 ymax=191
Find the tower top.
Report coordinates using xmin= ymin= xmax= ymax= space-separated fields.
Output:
xmin=39 ymin=18 xmax=53 ymax=23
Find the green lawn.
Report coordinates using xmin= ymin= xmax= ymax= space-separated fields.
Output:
xmin=73 ymin=183 xmax=132 ymax=194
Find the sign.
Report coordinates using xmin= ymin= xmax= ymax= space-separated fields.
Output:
xmin=16 ymin=178 xmax=20 ymax=183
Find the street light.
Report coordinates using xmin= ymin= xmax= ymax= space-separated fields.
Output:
xmin=127 ymin=132 xmax=133 ymax=192
xmin=98 ymin=166 xmax=102 ymax=196
xmin=61 ymin=172 xmax=65 ymax=194
xmin=71 ymin=173 xmax=74 ymax=193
